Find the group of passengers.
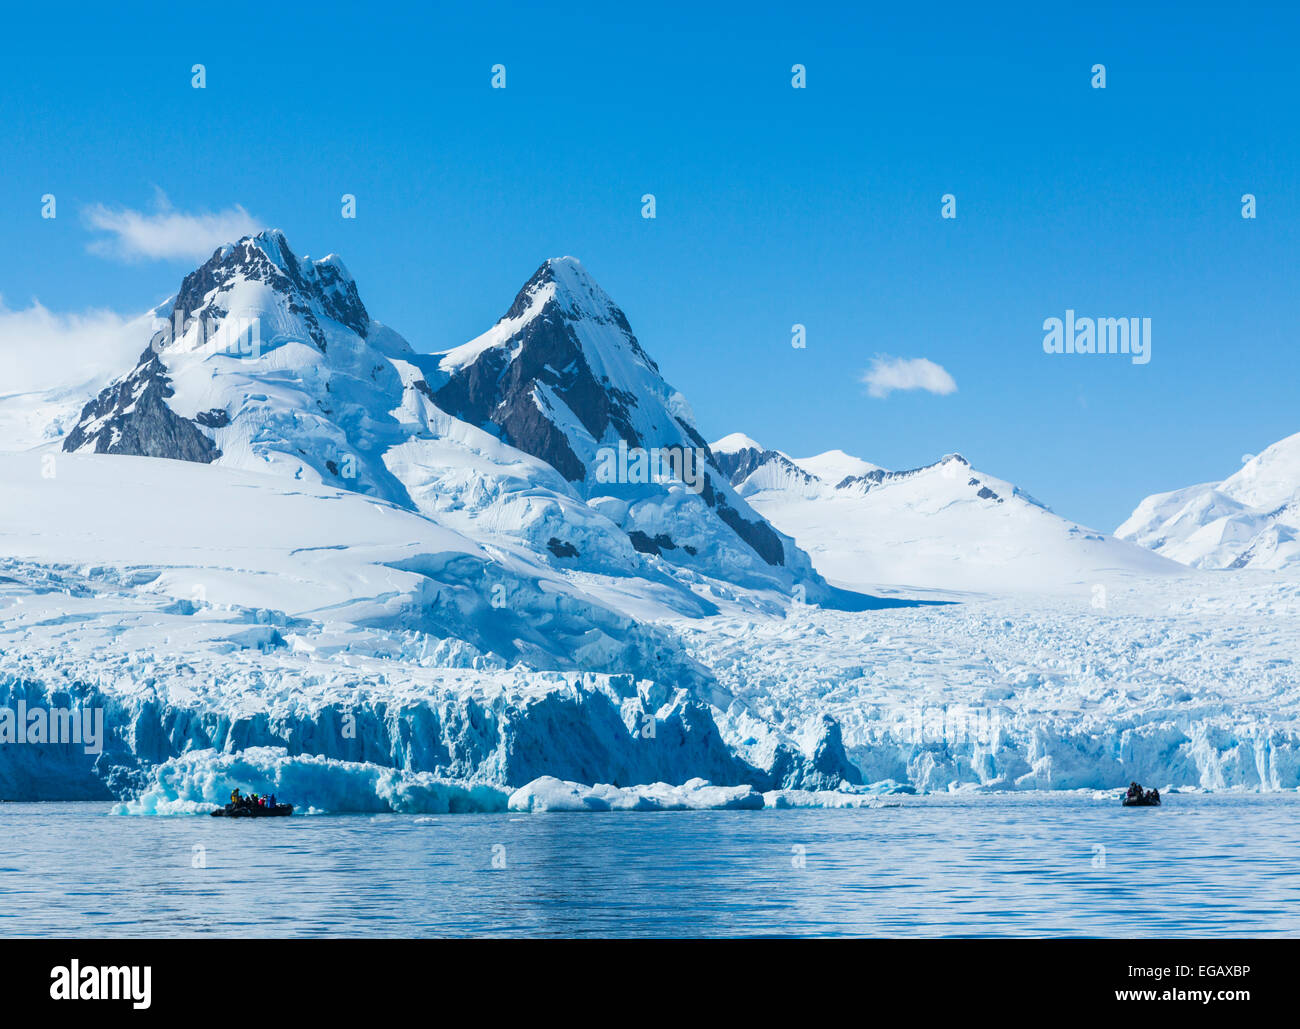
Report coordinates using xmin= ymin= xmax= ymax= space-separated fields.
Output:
xmin=229 ymin=787 xmax=278 ymax=810
xmin=1125 ymin=781 xmax=1160 ymax=804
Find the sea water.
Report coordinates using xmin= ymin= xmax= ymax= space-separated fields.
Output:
xmin=0 ymin=793 xmax=1296 ymax=937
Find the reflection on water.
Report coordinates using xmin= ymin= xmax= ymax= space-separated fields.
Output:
xmin=0 ymin=793 xmax=1297 ymax=937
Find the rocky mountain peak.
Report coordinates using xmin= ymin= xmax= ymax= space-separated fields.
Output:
xmin=432 ymin=258 xmax=678 ymax=481
xmin=432 ymin=260 xmax=803 ymax=571
xmin=63 ymin=229 xmax=375 ymax=466
xmin=172 ymin=229 xmax=369 ymax=346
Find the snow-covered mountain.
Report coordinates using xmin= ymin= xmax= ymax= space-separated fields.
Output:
xmin=1117 ymin=431 xmax=1300 ymax=569
xmin=430 ymin=257 xmax=815 ymax=586
xmin=0 ymin=233 xmax=871 ymax=801
xmin=713 ymin=435 xmax=1181 ymax=593
xmin=57 ymin=233 xmax=818 ymax=595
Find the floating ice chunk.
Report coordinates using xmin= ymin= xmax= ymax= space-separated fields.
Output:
xmin=762 ymin=789 xmax=881 ymax=809
xmin=507 ymin=776 xmax=611 ymax=812
xmin=507 ymin=775 xmax=764 ymax=811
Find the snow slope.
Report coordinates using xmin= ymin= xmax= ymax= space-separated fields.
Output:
xmin=714 ymin=436 xmax=1181 ymax=594
xmin=792 ymin=449 xmax=883 ymax=484
xmin=1118 ymin=431 xmax=1300 ymax=569
xmin=1 ymin=446 xmax=1294 ymax=803
xmin=7 ymin=448 xmax=1297 ymax=801
xmin=0 ymin=452 xmax=701 ymax=680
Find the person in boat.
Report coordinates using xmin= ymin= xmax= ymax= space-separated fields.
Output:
xmin=1146 ymin=788 xmax=1160 ymax=804
xmin=1126 ymin=781 xmax=1143 ymax=801
xmin=269 ymin=793 xmax=277 ymax=809
xmin=231 ymin=788 xmax=242 ymax=805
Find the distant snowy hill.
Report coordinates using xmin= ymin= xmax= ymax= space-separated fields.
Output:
xmin=713 ymin=435 xmax=1180 ymax=593
xmin=1117 ymin=431 xmax=1300 ymax=569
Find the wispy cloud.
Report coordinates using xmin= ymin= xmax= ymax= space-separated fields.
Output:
xmin=861 ymin=355 xmax=957 ymax=399
xmin=0 ymin=298 xmax=145 ymax=394
xmin=83 ymin=189 xmax=259 ymax=262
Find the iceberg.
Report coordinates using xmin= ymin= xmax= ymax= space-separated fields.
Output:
xmin=114 ymin=748 xmax=510 ymax=815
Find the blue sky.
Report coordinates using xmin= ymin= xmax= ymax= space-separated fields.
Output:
xmin=2 ymin=1 xmax=1296 ymax=530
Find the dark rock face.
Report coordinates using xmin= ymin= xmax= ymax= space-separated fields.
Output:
xmin=62 ymin=346 xmax=220 ymax=463
xmin=836 ymin=468 xmax=886 ymax=490
xmin=194 ymin=409 xmax=230 ymax=429
xmin=432 ymin=261 xmax=650 ymax=481
xmin=838 ymin=455 xmax=971 ymax=493
xmin=546 ymin=537 xmax=580 ymax=559
xmin=628 ymin=530 xmax=677 ymax=556
xmin=713 ymin=502 xmax=785 ymax=566
xmin=714 ymin=444 xmax=815 ymax=489
xmin=308 ymin=260 xmax=369 ymax=338
xmin=499 ymin=379 xmax=587 ymax=482
xmin=692 ymin=469 xmax=785 ymax=567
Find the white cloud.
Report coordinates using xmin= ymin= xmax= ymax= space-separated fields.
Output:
xmin=861 ymin=355 xmax=957 ymax=399
xmin=83 ymin=191 xmax=259 ymax=261
xmin=0 ymin=298 xmax=145 ymax=395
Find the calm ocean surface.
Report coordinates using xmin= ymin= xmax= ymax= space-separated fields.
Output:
xmin=1 ymin=793 xmax=1296 ymax=937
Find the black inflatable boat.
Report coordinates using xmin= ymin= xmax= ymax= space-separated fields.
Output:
xmin=211 ymin=802 xmax=294 ymax=817
xmin=1122 ymin=794 xmax=1160 ymax=807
